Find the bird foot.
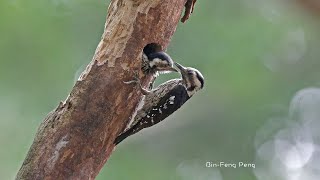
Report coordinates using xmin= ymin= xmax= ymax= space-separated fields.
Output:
xmin=123 ymin=72 xmax=150 ymax=95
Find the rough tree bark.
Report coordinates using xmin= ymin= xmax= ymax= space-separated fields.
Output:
xmin=16 ymin=0 xmax=197 ymax=179
xmin=296 ymin=0 xmax=320 ymax=16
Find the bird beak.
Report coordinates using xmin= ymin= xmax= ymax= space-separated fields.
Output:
xmin=174 ymin=62 xmax=187 ymax=76
xmin=158 ymin=66 xmax=178 ymax=73
xmin=169 ymin=67 xmax=179 ymax=72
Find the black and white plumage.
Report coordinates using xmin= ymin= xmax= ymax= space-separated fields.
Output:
xmin=114 ymin=62 xmax=204 ymax=145
xmin=142 ymin=50 xmax=177 ymax=90
xmin=141 ymin=51 xmax=177 ymax=76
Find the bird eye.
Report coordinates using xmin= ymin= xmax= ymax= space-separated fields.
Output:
xmin=188 ymin=71 xmax=193 ymax=75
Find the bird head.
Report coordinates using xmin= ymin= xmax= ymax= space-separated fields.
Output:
xmin=174 ymin=62 xmax=204 ymax=97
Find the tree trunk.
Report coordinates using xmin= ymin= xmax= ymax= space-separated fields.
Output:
xmin=296 ymin=0 xmax=320 ymax=16
xmin=16 ymin=0 xmax=194 ymax=179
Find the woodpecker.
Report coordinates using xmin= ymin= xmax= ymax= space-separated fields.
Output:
xmin=141 ymin=50 xmax=177 ymax=90
xmin=141 ymin=51 xmax=177 ymax=76
xmin=114 ymin=62 xmax=204 ymax=145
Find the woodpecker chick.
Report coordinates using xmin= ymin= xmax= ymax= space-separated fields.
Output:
xmin=114 ymin=62 xmax=204 ymax=145
xmin=142 ymin=51 xmax=177 ymax=76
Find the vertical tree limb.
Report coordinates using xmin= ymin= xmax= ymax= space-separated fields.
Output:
xmin=16 ymin=0 xmax=195 ymax=179
xmin=296 ymin=0 xmax=320 ymax=16
xmin=181 ymin=0 xmax=197 ymax=23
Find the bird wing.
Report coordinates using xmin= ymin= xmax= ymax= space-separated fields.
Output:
xmin=114 ymin=85 xmax=189 ymax=145
xmin=138 ymin=84 xmax=190 ymax=127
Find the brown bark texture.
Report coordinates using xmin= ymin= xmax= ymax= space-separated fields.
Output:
xmin=16 ymin=0 xmax=194 ymax=179
xmin=296 ymin=0 xmax=320 ymax=16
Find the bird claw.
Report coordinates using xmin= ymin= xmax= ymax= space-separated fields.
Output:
xmin=132 ymin=71 xmax=140 ymax=82
xmin=123 ymin=71 xmax=150 ymax=95
xmin=123 ymin=71 xmax=140 ymax=84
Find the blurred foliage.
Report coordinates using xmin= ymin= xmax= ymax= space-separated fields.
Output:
xmin=1 ymin=0 xmax=320 ymax=180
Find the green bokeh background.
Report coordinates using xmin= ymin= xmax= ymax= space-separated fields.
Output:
xmin=1 ymin=0 xmax=320 ymax=180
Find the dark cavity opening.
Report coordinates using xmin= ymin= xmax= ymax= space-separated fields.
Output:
xmin=143 ymin=43 xmax=162 ymax=56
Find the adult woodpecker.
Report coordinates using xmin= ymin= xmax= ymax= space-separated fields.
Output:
xmin=114 ymin=62 xmax=204 ymax=145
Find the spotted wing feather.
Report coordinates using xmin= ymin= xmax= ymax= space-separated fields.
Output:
xmin=114 ymin=85 xmax=189 ymax=145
